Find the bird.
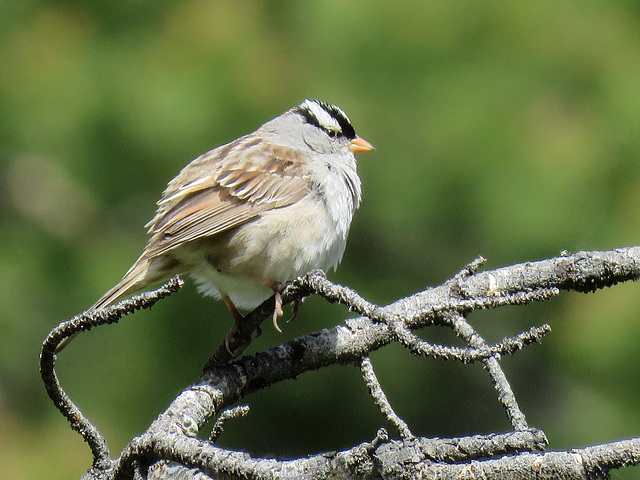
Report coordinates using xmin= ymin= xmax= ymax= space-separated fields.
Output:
xmin=57 ymin=99 xmax=373 ymax=353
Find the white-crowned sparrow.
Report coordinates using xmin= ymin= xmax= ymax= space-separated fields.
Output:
xmin=58 ymin=100 xmax=373 ymax=352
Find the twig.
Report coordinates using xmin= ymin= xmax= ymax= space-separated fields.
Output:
xmin=383 ymin=321 xmax=551 ymax=362
xmin=448 ymin=313 xmax=529 ymax=430
xmin=451 ymin=256 xmax=487 ymax=281
xmin=359 ymin=357 xmax=414 ymax=440
xmin=209 ymin=405 xmax=250 ymax=443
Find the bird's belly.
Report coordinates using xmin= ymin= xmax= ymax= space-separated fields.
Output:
xmin=187 ymin=196 xmax=349 ymax=310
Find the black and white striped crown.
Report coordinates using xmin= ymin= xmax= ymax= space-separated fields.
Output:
xmin=294 ymin=99 xmax=356 ymax=140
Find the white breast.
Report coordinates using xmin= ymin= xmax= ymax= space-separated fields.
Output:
xmin=189 ymin=151 xmax=361 ymax=311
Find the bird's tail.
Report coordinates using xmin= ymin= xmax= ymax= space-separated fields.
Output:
xmin=55 ymin=256 xmax=155 ymax=353
xmin=91 ymin=257 xmax=152 ymax=310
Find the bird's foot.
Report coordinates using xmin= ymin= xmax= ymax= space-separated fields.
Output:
xmin=272 ymin=290 xmax=284 ymax=333
xmin=287 ymin=297 xmax=305 ymax=323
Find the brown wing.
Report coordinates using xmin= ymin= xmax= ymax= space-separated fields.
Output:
xmin=142 ymin=136 xmax=312 ymax=258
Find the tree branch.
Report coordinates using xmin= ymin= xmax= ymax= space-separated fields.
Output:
xmin=41 ymin=247 xmax=640 ymax=479
xmin=40 ymin=277 xmax=183 ymax=466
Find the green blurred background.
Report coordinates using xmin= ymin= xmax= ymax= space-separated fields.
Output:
xmin=3 ymin=0 xmax=640 ymax=478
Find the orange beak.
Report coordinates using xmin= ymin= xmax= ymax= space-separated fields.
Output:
xmin=349 ymin=136 xmax=375 ymax=154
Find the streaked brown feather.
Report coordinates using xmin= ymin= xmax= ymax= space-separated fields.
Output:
xmin=142 ymin=137 xmax=312 ymax=258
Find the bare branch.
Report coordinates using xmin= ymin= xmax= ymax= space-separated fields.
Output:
xmin=40 ymin=247 xmax=640 ymax=479
xmin=209 ymin=406 xmax=250 ymax=443
xmin=40 ymin=277 xmax=183 ymax=465
xmin=118 ymin=429 xmax=550 ymax=480
xmin=359 ymin=357 xmax=413 ymax=440
xmin=448 ymin=313 xmax=528 ymax=431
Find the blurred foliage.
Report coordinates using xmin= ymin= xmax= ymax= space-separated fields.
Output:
xmin=3 ymin=0 xmax=640 ymax=478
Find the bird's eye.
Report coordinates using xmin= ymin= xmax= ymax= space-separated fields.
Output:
xmin=326 ymin=130 xmax=339 ymax=139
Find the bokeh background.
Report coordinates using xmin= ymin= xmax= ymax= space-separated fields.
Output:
xmin=3 ymin=1 xmax=640 ymax=478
